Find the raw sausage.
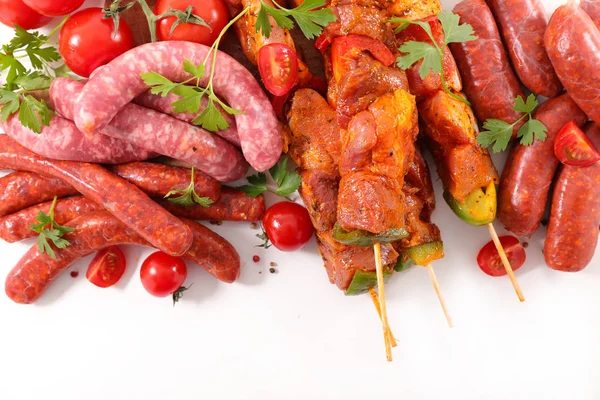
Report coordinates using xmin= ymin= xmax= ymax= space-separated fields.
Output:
xmin=497 ymin=94 xmax=588 ymax=237
xmin=5 ymin=211 xmax=240 ymax=304
xmin=486 ymin=0 xmax=562 ymax=98
xmin=544 ymin=122 xmax=600 ymax=272
xmin=0 ymin=172 xmax=77 ymax=218
xmin=0 ymin=113 xmax=156 ymax=164
xmin=581 ymin=0 xmax=600 ymax=26
xmin=73 ymin=41 xmax=282 ymax=172
xmin=51 ymin=78 xmax=248 ymax=182
xmin=0 ymin=135 xmax=193 ymax=256
xmin=133 ymin=91 xmax=241 ymax=147
xmin=545 ymin=1 xmax=600 ymax=125
xmin=450 ymin=0 xmax=525 ymax=134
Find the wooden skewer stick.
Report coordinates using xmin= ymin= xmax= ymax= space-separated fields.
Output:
xmin=487 ymin=223 xmax=525 ymax=302
xmin=425 ymin=263 xmax=454 ymax=328
xmin=369 ymin=288 xmax=397 ymax=347
xmin=374 ymin=241 xmax=393 ymax=361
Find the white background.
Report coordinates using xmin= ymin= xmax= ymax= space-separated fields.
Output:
xmin=1 ymin=0 xmax=597 ymax=399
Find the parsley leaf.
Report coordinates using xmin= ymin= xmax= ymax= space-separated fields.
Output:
xmin=164 ymin=167 xmax=214 ymax=207
xmin=513 ymin=93 xmax=538 ymax=114
xmin=183 ymin=59 xmax=205 ymax=79
xmin=517 ymin=119 xmax=547 ymax=146
xmin=30 ymin=196 xmax=75 ymax=259
xmin=0 ymin=90 xmax=20 ymax=122
xmin=192 ymin=98 xmax=230 ymax=132
xmin=238 ymin=158 xmax=301 ymax=199
xmin=256 ymin=0 xmax=336 ymax=40
xmin=397 ymin=41 xmax=441 ymax=79
xmin=13 ymin=71 xmax=53 ymax=91
xmin=238 ymin=172 xmax=268 ymax=197
xmin=141 ymin=72 xmax=183 ymax=97
xmin=477 ymin=119 xmax=513 ymax=153
xmin=437 ymin=10 xmax=477 ymax=45
xmin=18 ymin=95 xmax=54 ymax=134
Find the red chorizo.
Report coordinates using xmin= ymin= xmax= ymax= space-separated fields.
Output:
xmin=497 ymin=94 xmax=588 ymax=237
xmin=486 ymin=0 xmax=562 ymax=98
xmin=544 ymin=122 xmax=600 ymax=272
xmin=5 ymin=211 xmax=240 ymax=304
xmin=581 ymin=0 xmax=600 ymax=26
xmin=0 ymin=135 xmax=193 ymax=256
xmin=545 ymin=1 xmax=600 ymax=125
xmin=0 ymin=172 xmax=77 ymax=218
xmin=450 ymin=0 xmax=525 ymax=134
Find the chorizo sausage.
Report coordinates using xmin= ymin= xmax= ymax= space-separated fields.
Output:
xmin=450 ymin=0 xmax=525 ymax=134
xmin=51 ymin=78 xmax=248 ymax=182
xmin=0 ymin=113 xmax=156 ymax=164
xmin=486 ymin=0 xmax=562 ymax=98
xmin=73 ymin=41 xmax=282 ymax=172
xmin=581 ymin=0 xmax=600 ymax=27
xmin=544 ymin=122 xmax=600 ymax=272
xmin=545 ymin=1 xmax=600 ymax=125
xmin=0 ymin=135 xmax=193 ymax=256
xmin=5 ymin=211 xmax=240 ymax=304
xmin=0 ymin=172 xmax=77 ymax=218
xmin=497 ymin=94 xmax=588 ymax=237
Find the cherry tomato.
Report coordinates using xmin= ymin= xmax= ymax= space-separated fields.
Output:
xmin=22 ymin=0 xmax=84 ymax=17
xmin=0 ymin=0 xmax=52 ymax=30
xmin=58 ymin=8 xmax=134 ymax=77
xmin=155 ymin=0 xmax=229 ymax=45
xmin=477 ymin=235 xmax=526 ymax=277
xmin=554 ymin=121 xmax=600 ymax=167
xmin=262 ymin=202 xmax=314 ymax=251
xmin=258 ymin=43 xmax=299 ymax=96
xmin=86 ymin=246 xmax=127 ymax=288
xmin=140 ymin=251 xmax=187 ymax=297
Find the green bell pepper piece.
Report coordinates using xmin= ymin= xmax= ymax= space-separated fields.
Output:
xmin=444 ymin=182 xmax=497 ymax=226
xmin=395 ymin=241 xmax=444 ymax=271
xmin=345 ymin=269 xmax=392 ymax=296
xmin=394 ymin=253 xmax=414 ymax=272
xmin=332 ymin=223 xmax=409 ymax=247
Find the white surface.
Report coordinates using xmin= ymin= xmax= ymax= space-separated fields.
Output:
xmin=1 ymin=0 xmax=597 ymax=399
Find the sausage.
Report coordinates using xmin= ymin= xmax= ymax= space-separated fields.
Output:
xmin=73 ymin=41 xmax=282 ymax=172
xmin=5 ymin=211 xmax=240 ymax=304
xmin=133 ymin=91 xmax=241 ymax=147
xmin=0 ymin=135 xmax=193 ymax=256
xmin=544 ymin=122 xmax=600 ymax=272
xmin=486 ymin=0 xmax=562 ymax=98
xmin=0 ymin=172 xmax=77 ymax=218
xmin=159 ymin=187 xmax=266 ymax=222
xmin=545 ymin=1 xmax=600 ymax=125
xmin=581 ymin=0 xmax=600 ymax=26
xmin=0 ymin=113 xmax=156 ymax=164
xmin=450 ymin=0 xmax=525 ymax=134
xmin=497 ymin=94 xmax=588 ymax=237
xmin=109 ymin=162 xmax=221 ymax=202
xmin=51 ymin=78 xmax=248 ymax=182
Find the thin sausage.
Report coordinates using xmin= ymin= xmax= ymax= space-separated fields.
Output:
xmin=450 ymin=0 xmax=525 ymax=134
xmin=51 ymin=78 xmax=248 ymax=182
xmin=486 ymin=0 xmax=562 ymax=98
xmin=544 ymin=122 xmax=600 ymax=272
xmin=0 ymin=135 xmax=193 ymax=256
xmin=0 ymin=172 xmax=77 ymax=218
xmin=497 ymin=94 xmax=588 ymax=237
xmin=545 ymin=1 xmax=600 ymax=125
xmin=5 ymin=211 xmax=240 ymax=304
xmin=73 ymin=41 xmax=282 ymax=172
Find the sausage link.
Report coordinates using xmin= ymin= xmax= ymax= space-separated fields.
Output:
xmin=73 ymin=41 xmax=282 ymax=172
xmin=581 ymin=0 xmax=600 ymax=27
xmin=545 ymin=2 xmax=600 ymax=125
xmin=497 ymin=94 xmax=588 ymax=237
xmin=5 ymin=211 xmax=240 ymax=304
xmin=0 ymin=135 xmax=193 ymax=256
xmin=486 ymin=0 xmax=562 ymax=98
xmin=109 ymin=162 xmax=221 ymax=202
xmin=51 ymin=78 xmax=248 ymax=182
xmin=0 ymin=172 xmax=77 ymax=218
xmin=450 ymin=0 xmax=525 ymax=134
xmin=544 ymin=122 xmax=600 ymax=272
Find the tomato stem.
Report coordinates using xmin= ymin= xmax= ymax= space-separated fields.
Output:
xmin=136 ymin=0 xmax=159 ymax=43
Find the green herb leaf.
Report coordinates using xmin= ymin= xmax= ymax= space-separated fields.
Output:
xmin=477 ymin=119 xmax=513 ymax=153
xmin=171 ymin=91 xmax=204 ymax=114
xmin=437 ymin=10 xmax=477 ymax=45
xmin=397 ymin=41 xmax=441 ymax=79
xmin=513 ymin=94 xmax=538 ymax=114
xmin=183 ymin=59 xmax=205 ymax=79
xmin=238 ymin=172 xmax=268 ymax=197
xmin=30 ymin=197 xmax=75 ymax=259
xmin=256 ymin=0 xmax=336 ymax=40
xmin=0 ymin=54 xmax=26 ymax=89
xmin=517 ymin=119 xmax=547 ymax=146
xmin=140 ymin=72 xmax=183 ymax=97
xmin=192 ymin=99 xmax=230 ymax=132
xmin=239 ymin=159 xmax=301 ymax=199
xmin=269 ymin=157 xmax=289 ymax=187
xmin=25 ymin=46 xmax=60 ymax=70
xmin=164 ymin=167 xmax=214 ymax=207
xmin=256 ymin=3 xmax=275 ymax=38
xmin=13 ymin=71 xmax=53 ymax=91
xmin=18 ymin=95 xmax=54 ymax=134
xmin=0 ymin=90 xmax=20 ymax=122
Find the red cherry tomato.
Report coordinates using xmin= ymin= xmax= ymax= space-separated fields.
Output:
xmin=262 ymin=202 xmax=314 ymax=251
xmin=140 ymin=251 xmax=187 ymax=297
xmin=477 ymin=235 xmax=526 ymax=277
xmin=58 ymin=8 xmax=135 ymax=77
xmin=154 ymin=0 xmax=229 ymax=45
xmin=554 ymin=121 xmax=600 ymax=167
xmin=22 ymin=0 xmax=84 ymax=17
xmin=86 ymin=246 xmax=127 ymax=288
xmin=258 ymin=43 xmax=299 ymax=96
xmin=0 ymin=0 xmax=52 ymax=30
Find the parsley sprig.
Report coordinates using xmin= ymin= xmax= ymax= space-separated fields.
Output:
xmin=141 ymin=9 xmax=248 ymax=132
xmin=164 ymin=167 xmax=214 ymax=207
xmin=391 ymin=11 xmax=477 ymax=106
xmin=30 ymin=196 xmax=75 ymax=259
xmin=238 ymin=158 xmax=301 ymax=200
xmin=256 ymin=0 xmax=336 ymax=40
xmin=477 ymin=94 xmax=548 ymax=153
